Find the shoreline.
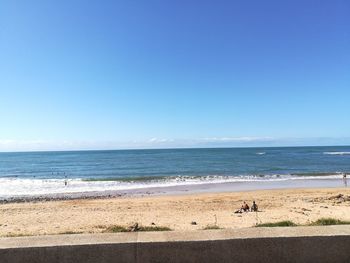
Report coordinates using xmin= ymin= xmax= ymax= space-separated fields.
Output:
xmin=1 ymin=187 xmax=350 ymax=237
xmin=1 ymin=178 xmax=348 ymax=203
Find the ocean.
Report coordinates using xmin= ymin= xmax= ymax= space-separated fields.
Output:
xmin=0 ymin=146 xmax=349 ymax=198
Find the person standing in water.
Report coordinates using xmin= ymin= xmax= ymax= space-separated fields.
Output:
xmin=343 ymin=173 xmax=347 ymax=187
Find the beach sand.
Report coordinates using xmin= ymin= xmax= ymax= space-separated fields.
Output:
xmin=1 ymin=188 xmax=350 ymax=237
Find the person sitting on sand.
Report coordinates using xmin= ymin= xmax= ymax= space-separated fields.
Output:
xmin=234 ymin=201 xmax=250 ymax=213
xmin=240 ymin=201 xmax=250 ymax=212
xmin=242 ymin=202 xmax=250 ymax=211
xmin=251 ymin=201 xmax=258 ymax=212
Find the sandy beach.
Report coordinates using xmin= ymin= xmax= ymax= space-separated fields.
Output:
xmin=1 ymin=187 xmax=350 ymax=237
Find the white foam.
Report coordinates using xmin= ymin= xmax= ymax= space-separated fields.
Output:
xmin=323 ymin=152 xmax=350 ymax=155
xmin=0 ymin=174 xmax=343 ymax=198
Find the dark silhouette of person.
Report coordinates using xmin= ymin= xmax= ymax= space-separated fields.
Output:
xmin=251 ymin=201 xmax=258 ymax=212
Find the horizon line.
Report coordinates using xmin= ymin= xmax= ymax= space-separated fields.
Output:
xmin=0 ymin=144 xmax=349 ymax=154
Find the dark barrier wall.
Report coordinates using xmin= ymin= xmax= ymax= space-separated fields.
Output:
xmin=1 ymin=227 xmax=350 ymax=263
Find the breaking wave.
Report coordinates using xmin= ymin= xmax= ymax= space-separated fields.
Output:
xmin=323 ymin=152 xmax=350 ymax=155
xmin=0 ymin=173 xmax=343 ymax=198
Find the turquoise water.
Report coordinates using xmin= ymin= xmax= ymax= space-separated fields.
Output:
xmin=0 ymin=146 xmax=349 ymax=197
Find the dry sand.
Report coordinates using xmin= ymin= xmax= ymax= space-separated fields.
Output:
xmin=1 ymin=188 xmax=350 ymax=237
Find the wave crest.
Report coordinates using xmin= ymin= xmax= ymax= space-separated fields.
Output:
xmin=323 ymin=152 xmax=350 ymax=155
xmin=0 ymin=173 xmax=344 ymax=198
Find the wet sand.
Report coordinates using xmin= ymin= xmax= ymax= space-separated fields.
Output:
xmin=1 ymin=188 xmax=350 ymax=237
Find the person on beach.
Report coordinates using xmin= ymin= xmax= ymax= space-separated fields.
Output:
xmin=343 ymin=173 xmax=347 ymax=187
xmin=242 ymin=202 xmax=249 ymax=211
xmin=235 ymin=201 xmax=250 ymax=213
xmin=251 ymin=201 xmax=258 ymax=212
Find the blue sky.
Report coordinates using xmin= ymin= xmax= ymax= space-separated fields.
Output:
xmin=0 ymin=0 xmax=349 ymax=151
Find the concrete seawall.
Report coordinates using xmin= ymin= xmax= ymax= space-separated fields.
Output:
xmin=1 ymin=226 xmax=350 ymax=263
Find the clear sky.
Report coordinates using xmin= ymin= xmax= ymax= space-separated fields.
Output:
xmin=0 ymin=0 xmax=349 ymax=151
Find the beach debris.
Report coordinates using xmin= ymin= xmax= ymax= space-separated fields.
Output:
xmin=313 ymin=194 xmax=350 ymax=203
xmin=328 ymin=194 xmax=343 ymax=200
xmin=301 ymin=208 xmax=312 ymax=212
xmin=191 ymin=221 xmax=197 ymax=225
xmin=295 ymin=211 xmax=308 ymax=216
xmin=129 ymin=223 xmax=140 ymax=232
xmin=328 ymin=194 xmax=350 ymax=203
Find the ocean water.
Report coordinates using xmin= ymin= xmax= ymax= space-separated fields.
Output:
xmin=0 ymin=146 xmax=350 ymax=198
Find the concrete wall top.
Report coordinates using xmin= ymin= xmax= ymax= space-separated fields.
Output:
xmin=1 ymin=225 xmax=350 ymax=249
